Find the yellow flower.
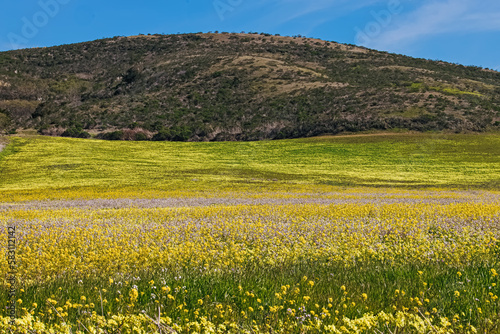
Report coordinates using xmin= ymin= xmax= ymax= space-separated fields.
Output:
xmin=129 ymin=288 xmax=139 ymax=303
xmin=340 ymin=285 xmax=346 ymax=291
xmin=362 ymin=293 xmax=368 ymax=300
xmin=198 ymin=299 xmax=203 ymax=305
xmin=454 ymin=291 xmax=460 ymax=298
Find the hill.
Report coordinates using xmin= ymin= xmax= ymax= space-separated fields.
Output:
xmin=0 ymin=32 xmax=499 ymax=141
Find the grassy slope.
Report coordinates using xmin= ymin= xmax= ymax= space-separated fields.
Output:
xmin=0 ymin=133 xmax=499 ymax=200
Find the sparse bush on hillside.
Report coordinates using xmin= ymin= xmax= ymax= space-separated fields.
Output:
xmin=152 ymin=126 xmax=192 ymax=141
xmin=98 ymin=131 xmax=124 ymax=141
xmin=61 ymin=127 xmax=91 ymax=138
xmin=0 ymin=112 xmax=11 ymax=132
xmin=134 ymin=132 xmax=149 ymax=141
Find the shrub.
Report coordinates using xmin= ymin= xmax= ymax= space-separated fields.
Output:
xmin=152 ymin=129 xmax=171 ymax=141
xmin=152 ymin=126 xmax=192 ymax=141
xmin=99 ymin=131 xmax=124 ymax=141
xmin=61 ymin=127 xmax=91 ymax=138
xmin=134 ymin=132 xmax=149 ymax=141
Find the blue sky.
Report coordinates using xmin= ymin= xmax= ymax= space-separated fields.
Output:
xmin=1 ymin=0 xmax=499 ymax=70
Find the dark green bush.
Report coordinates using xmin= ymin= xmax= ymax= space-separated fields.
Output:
xmin=152 ymin=129 xmax=171 ymax=141
xmin=152 ymin=126 xmax=192 ymax=141
xmin=61 ymin=127 xmax=91 ymax=138
xmin=99 ymin=131 xmax=124 ymax=140
xmin=134 ymin=132 xmax=149 ymax=141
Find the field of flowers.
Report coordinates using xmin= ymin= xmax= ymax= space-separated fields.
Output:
xmin=1 ymin=190 xmax=499 ymax=333
xmin=0 ymin=134 xmax=499 ymax=333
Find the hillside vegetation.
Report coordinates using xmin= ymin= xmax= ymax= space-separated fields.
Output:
xmin=0 ymin=33 xmax=499 ymax=141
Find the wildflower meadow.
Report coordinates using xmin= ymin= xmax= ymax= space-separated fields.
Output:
xmin=0 ymin=134 xmax=499 ymax=333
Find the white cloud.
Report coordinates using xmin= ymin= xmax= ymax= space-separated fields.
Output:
xmin=359 ymin=0 xmax=500 ymax=50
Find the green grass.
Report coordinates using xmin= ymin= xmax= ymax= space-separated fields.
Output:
xmin=410 ymin=82 xmax=484 ymax=96
xmin=0 ymin=133 xmax=499 ymax=197
xmin=427 ymin=85 xmax=484 ymax=97
xmin=15 ymin=262 xmax=500 ymax=332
